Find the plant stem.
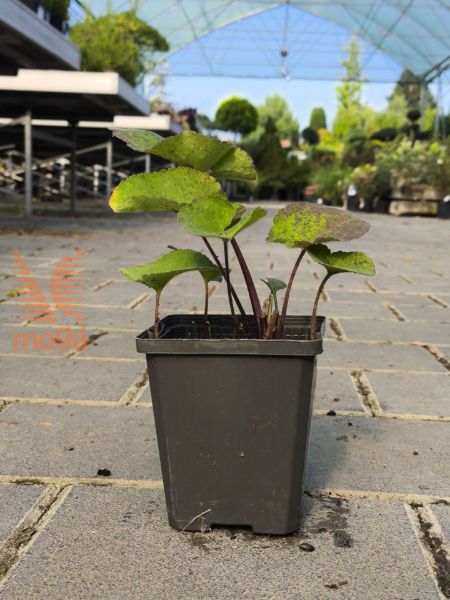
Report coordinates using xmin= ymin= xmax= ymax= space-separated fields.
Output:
xmin=203 ymin=278 xmax=210 ymax=338
xmin=202 ymin=237 xmax=246 ymax=318
xmin=231 ymin=238 xmax=263 ymax=338
xmin=264 ymin=311 xmax=278 ymax=340
xmin=203 ymin=278 xmax=209 ymax=320
xmin=310 ymin=273 xmax=332 ymax=340
xmin=223 ymin=240 xmax=239 ymax=336
xmin=154 ymin=291 xmax=161 ymax=339
xmin=278 ymin=248 xmax=307 ymax=338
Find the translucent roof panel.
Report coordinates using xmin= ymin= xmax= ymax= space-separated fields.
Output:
xmin=86 ymin=1 xmax=450 ymax=82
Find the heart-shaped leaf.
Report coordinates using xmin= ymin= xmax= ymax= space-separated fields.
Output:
xmin=307 ymin=244 xmax=375 ymax=276
xmin=109 ymin=167 xmax=225 ymax=213
xmin=119 ymin=249 xmax=222 ymax=293
xmin=115 ymin=130 xmax=256 ymax=181
xmin=261 ymin=278 xmax=287 ymax=295
xmin=113 ymin=129 xmax=163 ymax=153
xmin=267 ymin=202 xmax=370 ymax=249
xmin=177 ymin=196 xmax=267 ymax=240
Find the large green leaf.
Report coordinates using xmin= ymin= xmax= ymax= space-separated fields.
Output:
xmin=177 ymin=196 xmax=267 ymax=240
xmin=119 ymin=249 xmax=222 ymax=293
xmin=267 ymin=202 xmax=370 ymax=249
xmin=307 ymin=244 xmax=376 ymax=276
xmin=109 ymin=167 xmax=224 ymax=213
xmin=113 ymin=129 xmax=162 ymax=153
xmin=116 ymin=130 xmax=256 ymax=181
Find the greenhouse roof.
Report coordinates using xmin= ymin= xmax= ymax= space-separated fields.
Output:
xmin=86 ymin=1 xmax=450 ymax=82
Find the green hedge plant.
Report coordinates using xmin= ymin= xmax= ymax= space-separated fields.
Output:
xmin=109 ymin=129 xmax=375 ymax=339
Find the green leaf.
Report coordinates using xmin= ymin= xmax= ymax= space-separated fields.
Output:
xmin=307 ymin=244 xmax=376 ymax=276
xmin=113 ymin=129 xmax=162 ymax=153
xmin=222 ymin=206 xmax=267 ymax=240
xmin=177 ymin=195 xmax=239 ymax=237
xmin=210 ymin=145 xmax=256 ymax=180
xmin=119 ymin=249 xmax=222 ymax=294
xmin=109 ymin=167 xmax=224 ymax=213
xmin=267 ymin=202 xmax=370 ymax=249
xmin=115 ymin=130 xmax=256 ymax=181
xmin=177 ymin=196 xmax=267 ymax=240
xmin=261 ymin=277 xmax=287 ymax=295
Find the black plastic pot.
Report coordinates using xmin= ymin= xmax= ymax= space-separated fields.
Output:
xmin=437 ymin=199 xmax=450 ymax=219
xmin=137 ymin=314 xmax=324 ymax=535
xmin=372 ymin=197 xmax=391 ymax=214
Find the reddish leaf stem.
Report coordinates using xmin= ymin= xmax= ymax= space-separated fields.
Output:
xmin=310 ymin=273 xmax=331 ymax=340
xmin=231 ymin=238 xmax=263 ymax=338
xmin=202 ymin=237 xmax=246 ymax=318
xmin=278 ymin=248 xmax=307 ymax=338
xmin=223 ymin=240 xmax=240 ymax=336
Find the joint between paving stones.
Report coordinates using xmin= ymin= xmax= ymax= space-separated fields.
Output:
xmin=420 ymin=344 xmax=450 ymax=372
xmin=0 ymin=484 xmax=72 ymax=588
xmin=127 ymin=293 xmax=150 ymax=309
xmin=118 ymin=370 xmax=149 ymax=406
xmin=328 ymin=317 xmax=346 ymax=341
xmin=428 ymin=294 xmax=449 ymax=308
xmin=65 ymin=329 xmax=108 ymax=359
xmin=406 ymin=503 xmax=450 ymax=599
xmin=385 ymin=302 xmax=408 ymax=321
xmin=350 ymin=370 xmax=383 ymax=416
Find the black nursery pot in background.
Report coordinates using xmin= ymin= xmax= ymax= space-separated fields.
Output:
xmin=137 ymin=314 xmax=325 ymax=535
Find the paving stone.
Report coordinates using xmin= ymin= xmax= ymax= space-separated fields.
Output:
xmin=398 ymin=305 xmax=450 ymax=323
xmin=313 ymin=369 xmax=362 ymax=412
xmin=0 ymin=404 xmax=159 ymax=480
xmin=26 ymin=306 xmax=151 ymax=330
xmin=0 ymin=487 xmax=439 ymax=600
xmin=340 ymin=319 xmax=450 ymax=345
xmin=306 ymin=416 xmax=450 ymax=496
xmin=366 ymin=372 xmax=450 ymax=416
xmin=316 ymin=301 xmax=392 ymax=319
xmin=319 ymin=340 xmax=445 ymax=372
xmin=431 ymin=504 xmax=450 ymax=541
xmin=326 ymin=290 xmax=429 ymax=306
xmin=80 ymin=332 xmax=138 ymax=359
xmin=0 ymin=356 xmax=143 ymax=401
xmin=0 ymin=484 xmax=45 ymax=544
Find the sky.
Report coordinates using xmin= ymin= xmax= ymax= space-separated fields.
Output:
xmin=164 ymin=76 xmax=397 ymax=129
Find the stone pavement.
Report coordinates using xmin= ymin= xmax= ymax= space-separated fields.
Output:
xmin=0 ymin=210 xmax=449 ymax=600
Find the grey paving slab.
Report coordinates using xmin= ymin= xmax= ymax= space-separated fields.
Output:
xmin=306 ymin=416 xmax=450 ymax=496
xmin=20 ymin=306 xmax=152 ymax=330
xmin=326 ymin=290 xmax=429 ymax=306
xmin=0 ymin=404 xmax=159 ymax=480
xmin=0 ymin=484 xmax=44 ymax=544
xmin=78 ymin=331 xmax=137 ymax=359
xmin=0 ymin=356 xmax=144 ymax=401
xmin=313 ymin=369 xmax=363 ymax=412
xmin=366 ymin=372 xmax=450 ymax=416
xmin=0 ymin=487 xmax=439 ymax=600
xmin=319 ymin=340 xmax=446 ymax=372
xmin=431 ymin=504 xmax=450 ymax=541
xmin=340 ymin=319 xmax=450 ymax=345
xmin=315 ymin=301 xmax=392 ymax=319
xmin=399 ymin=305 xmax=450 ymax=323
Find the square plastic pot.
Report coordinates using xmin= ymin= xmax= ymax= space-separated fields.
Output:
xmin=136 ymin=314 xmax=324 ymax=535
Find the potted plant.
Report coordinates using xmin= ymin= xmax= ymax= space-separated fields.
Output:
xmin=109 ymin=129 xmax=375 ymax=535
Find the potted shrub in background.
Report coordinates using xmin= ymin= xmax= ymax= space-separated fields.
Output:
xmin=109 ymin=129 xmax=375 ymax=535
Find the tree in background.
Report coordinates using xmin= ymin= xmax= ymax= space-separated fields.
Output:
xmin=389 ymin=68 xmax=435 ymax=111
xmin=70 ymin=11 xmax=169 ymax=87
xmin=257 ymin=95 xmax=300 ymax=145
xmin=309 ymin=107 xmax=327 ymax=130
xmin=302 ymin=127 xmax=320 ymax=146
xmin=254 ymin=118 xmax=287 ymax=198
xmin=215 ymin=97 xmax=258 ymax=139
xmin=333 ymin=38 xmax=375 ymax=139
